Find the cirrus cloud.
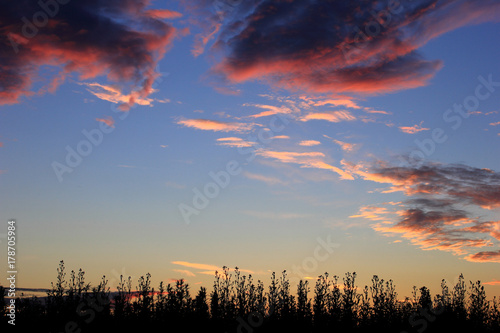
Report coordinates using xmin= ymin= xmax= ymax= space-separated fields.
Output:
xmin=177 ymin=118 xmax=257 ymax=132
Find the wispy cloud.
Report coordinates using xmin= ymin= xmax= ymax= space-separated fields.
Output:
xmin=257 ymin=149 xmax=353 ymax=180
xmin=464 ymin=250 xmax=500 ymax=263
xmin=216 ymin=137 xmax=256 ymax=148
xmin=177 ymin=119 xmax=256 ymax=132
xmin=299 ymin=140 xmax=321 ymax=147
xmin=172 ymin=269 xmax=196 ymax=277
xmin=146 ymin=9 xmax=183 ymax=19
xmin=95 ymin=116 xmax=115 ymax=128
xmin=333 ymin=140 xmax=357 ymax=152
xmin=312 ymin=99 xmax=361 ymax=109
xmin=172 ymin=261 xmax=221 ymax=272
xmin=192 ymin=23 xmax=221 ymax=57
xmin=364 ymin=109 xmax=392 ymax=115
xmin=244 ymin=104 xmax=292 ymax=118
xmin=243 ymin=171 xmax=288 ymax=185
xmin=81 ymin=82 xmax=155 ymax=111
xmin=483 ymin=279 xmax=500 ymax=285
xmin=172 ymin=261 xmax=254 ymax=274
xmin=300 ymin=111 xmax=356 ymax=123
xmin=399 ymin=123 xmax=430 ymax=134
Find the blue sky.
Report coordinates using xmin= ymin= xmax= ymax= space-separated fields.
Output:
xmin=0 ymin=0 xmax=499 ymax=298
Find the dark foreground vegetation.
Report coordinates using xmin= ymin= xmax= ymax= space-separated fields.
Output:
xmin=1 ymin=261 xmax=499 ymax=332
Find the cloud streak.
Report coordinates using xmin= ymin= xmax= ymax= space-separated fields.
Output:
xmin=300 ymin=111 xmax=356 ymax=123
xmin=257 ymin=149 xmax=354 ymax=180
xmin=399 ymin=123 xmax=430 ymax=134
xmin=177 ymin=119 xmax=257 ymax=132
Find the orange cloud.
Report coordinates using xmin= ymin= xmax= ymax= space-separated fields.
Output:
xmin=312 ymin=99 xmax=361 ymax=109
xmin=172 ymin=261 xmax=220 ymax=272
xmin=95 ymin=116 xmax=115 ymax=128
xmin=333 ymin=140 xmax=357 ymax=152
xmin=244 ymin=104 xmax=293 ymax=118
xmin=146 ymin=9 xmax=183 ymax=19
xmin=364 ymin=109 xmax=392 ymax=115
xmin=192 ymin=23 xmax=221 ymax=57
xmin=177 ymin=119 xmax=256 ymax=132
xmin=172 ymin=269 xmax=196 ymax=277
xmin=216 ymin=137 xmax=255 ymax=148
xmin=464 ymin=250 xmax=500 ymax=263
xmin=172 ymin=261 xmax=254 ymax=274
xmin=257 ymin=149 xmax=353 ymax=180
xmin=399 ymin=123 xmax=430 ymax=134
xmin=299 ymin=140 xmax=321 ymax=147
xmin=300 ymin=111 xmax=356 ymax=123
xmin=483 ymin=280 xmax=500 ymax=285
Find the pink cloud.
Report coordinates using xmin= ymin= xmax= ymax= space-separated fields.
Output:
xmin=464 ymin=250 xmax=500 ymax=263
xmin=216 ymin=137 xmax=255 ymax=147
xmin=257 ymin=149 xmax=353 ymax=180
xmin=177 ymin=119 xmax=256 ymax=132
xmin=399 ymin=123 xmax=430 ymax=134
xmin=299 ymin=140 xmax=321 ymax=147
xmin=333 ymin=140 xmax=357 ymax=152
xmin=301 ymin=111 xmax=356 ymax=123
xmin=95 ymin=116 xmax=115 ymax=128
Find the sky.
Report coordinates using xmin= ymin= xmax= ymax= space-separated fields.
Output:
xmin=0 ymin=0 xmax=499 ymax=299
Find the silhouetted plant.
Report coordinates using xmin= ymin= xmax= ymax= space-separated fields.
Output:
xmin=341 ymin=271 xmax=358 ymax=327
xmin=296 ymin=279 xmax=312 ymax=322
xmin=468 ymin=280 xmax=488 ymax=326
xmin=10 ymin=262 xmax=500 ymax=333
xmin=0 ymin=285 xmax=5 ymax=319
xmin=452 ymin=273 xmax=468 ymax=320
xmin=193 ymin=286 xmax=209 ymax=319
xmin=277 ymin=270 xmax=295 ymax=320
xmin=114 ymin=274 xmax=132 ymax=319
xmin=135 ymin=273 xmax=153 ymax=319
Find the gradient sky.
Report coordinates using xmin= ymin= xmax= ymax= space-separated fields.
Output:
xmin=1 ymin=0 xmax=499 ymax=299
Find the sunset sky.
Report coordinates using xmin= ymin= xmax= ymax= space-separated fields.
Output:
xmin=1 ymin=0 xmax=499 ymax=298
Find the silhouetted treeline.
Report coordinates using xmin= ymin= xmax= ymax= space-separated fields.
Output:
xmin=1 ymin=261 xmax=499 ymax=333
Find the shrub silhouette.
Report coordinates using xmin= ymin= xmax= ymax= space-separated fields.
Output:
xmin=2 ymin=261 xmax=499 ymax=333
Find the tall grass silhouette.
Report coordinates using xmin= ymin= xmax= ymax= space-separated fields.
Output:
xmin=1 ymin=260 xmax=499 ymax=332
